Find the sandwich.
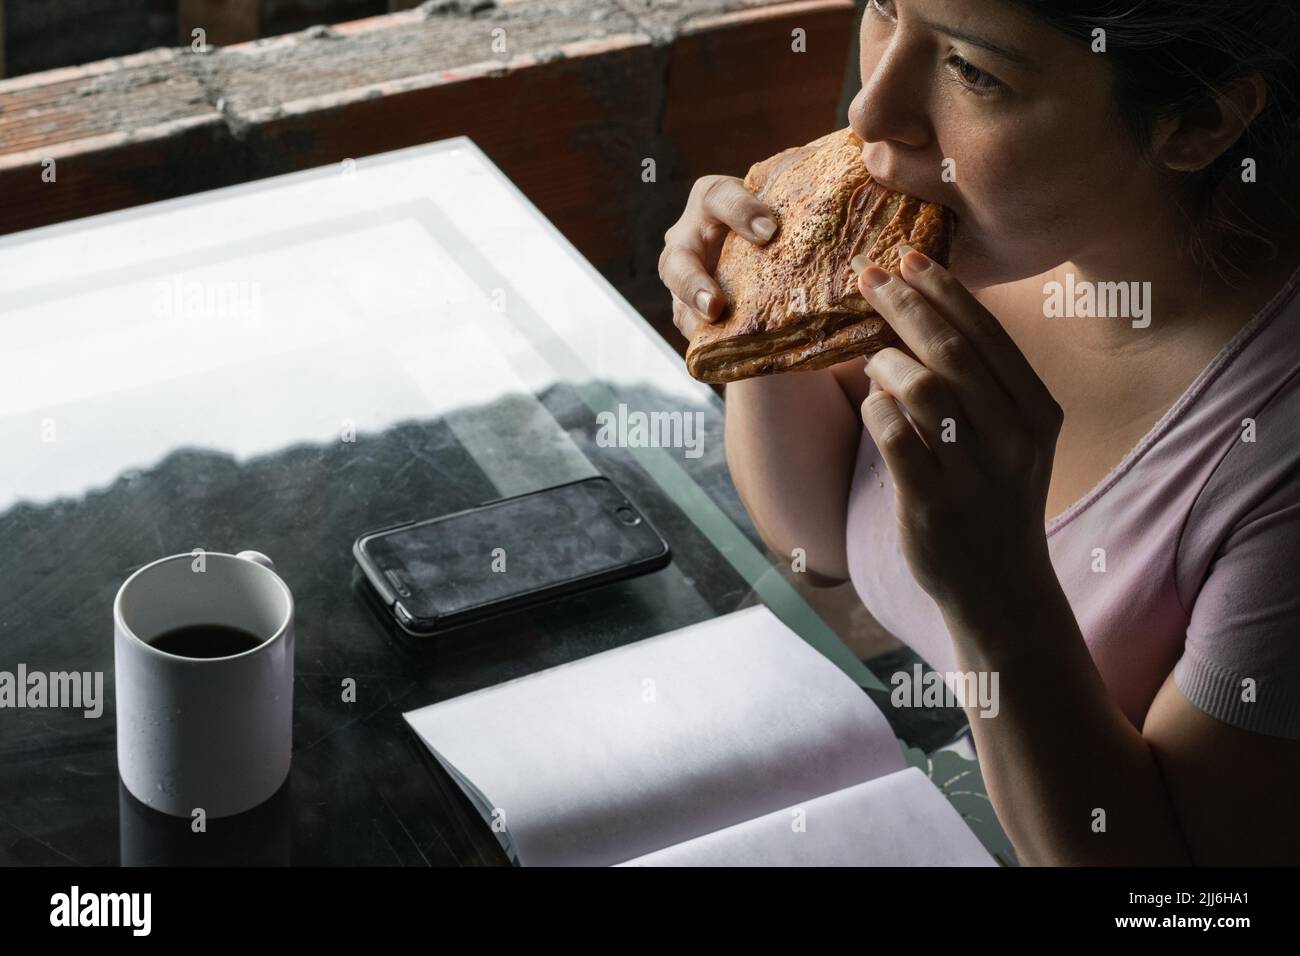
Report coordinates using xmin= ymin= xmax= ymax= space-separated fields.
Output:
xmin=684 ymin=127 xmax=955 ymax=385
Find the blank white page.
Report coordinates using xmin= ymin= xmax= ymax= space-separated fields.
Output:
xmin=403 ymin=605 xmax=904 ymax=866
xmin=619 ymin=767 xmax=996 ymax=867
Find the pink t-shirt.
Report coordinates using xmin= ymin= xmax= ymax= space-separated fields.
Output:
xmin=847 ymin=262 xmax=1300 ymax=739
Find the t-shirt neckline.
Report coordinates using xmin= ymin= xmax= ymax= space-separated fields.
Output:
xmin=1045 ymin=259 xmax=1300 ymax=537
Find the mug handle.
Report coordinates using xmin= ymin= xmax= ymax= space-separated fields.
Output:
xmin=236 ymin=550 xmax=276 ymax=571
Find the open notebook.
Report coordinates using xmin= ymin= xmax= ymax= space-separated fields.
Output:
xmin=404 ymin=605 xmax=995 ymax=866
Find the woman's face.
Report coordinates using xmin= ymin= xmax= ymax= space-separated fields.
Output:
xmin=849 ymin=0 xmax=1165 ymax=288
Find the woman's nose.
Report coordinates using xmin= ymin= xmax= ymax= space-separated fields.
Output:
xmin=849 ymin=46 xmax=930 ymax=149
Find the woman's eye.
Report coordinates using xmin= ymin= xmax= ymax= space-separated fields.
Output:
xmin=867 ymin=0 xmax=897 ymax=19
xmin=947 ymin=54 xmax=1002 ymax=92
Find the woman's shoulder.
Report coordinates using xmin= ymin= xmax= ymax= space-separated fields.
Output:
xmin=1174 ymin=302 xmax=1300 ymax=599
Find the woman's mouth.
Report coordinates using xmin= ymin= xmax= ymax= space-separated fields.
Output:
xmin=861 ymin=159 xmax=949 ymax=209
xmin=859 ymin=147 xmax=964 ymax=245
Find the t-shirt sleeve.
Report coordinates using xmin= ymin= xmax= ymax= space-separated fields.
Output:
xmin=1174 ymin=485 xmax=1300 ymax=740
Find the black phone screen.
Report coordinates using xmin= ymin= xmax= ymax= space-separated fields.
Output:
xmin=358 ymin=478 xmax=669 ymax=625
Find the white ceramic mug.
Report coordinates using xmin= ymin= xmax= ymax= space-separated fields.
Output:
xmin=114 ymin=550 xmax=294 ymax=819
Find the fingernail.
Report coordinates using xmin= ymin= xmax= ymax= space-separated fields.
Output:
xmin=898 ymin=243 xmax=931 ymax=271
xmin=695 ymin=290 xmax=714 ymax=315
xmin=751 ymin=216 xmax=776 ymax=241
xmin=861 ymin=266 xmax=893 ymax=290
xmin=849 ymin=254 xmax=872 ymax=276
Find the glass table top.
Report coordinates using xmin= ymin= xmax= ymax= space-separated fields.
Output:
xmin=0 ymin=138 xmax=998 ymax=865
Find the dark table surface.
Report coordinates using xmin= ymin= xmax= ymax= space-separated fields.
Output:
xmin=0 ymin=139 xmax=994 ymax=866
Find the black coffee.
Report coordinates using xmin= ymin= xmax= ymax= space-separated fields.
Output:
xmin=148 ymin=623 xmax=265 ymax=659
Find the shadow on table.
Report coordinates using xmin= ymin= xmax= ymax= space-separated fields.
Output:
xmin=118 ymin=776 xmax=292 ymax=866
xmin=1 ymin=381 xmax=757 ymax=864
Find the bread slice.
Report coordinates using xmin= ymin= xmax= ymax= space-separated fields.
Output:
xmin=685 ymin=127 xmax=954 ymax=385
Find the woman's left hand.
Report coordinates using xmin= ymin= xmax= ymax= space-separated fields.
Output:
xmin=853 ymin=246 xmax=1065 ymax=634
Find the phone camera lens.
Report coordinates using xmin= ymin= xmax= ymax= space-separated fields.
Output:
xmin=615 ymin=506 xmax=642 ymax=526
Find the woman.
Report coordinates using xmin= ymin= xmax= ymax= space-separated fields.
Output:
xmin=658 ymin=0 xmax=1300 ymax=865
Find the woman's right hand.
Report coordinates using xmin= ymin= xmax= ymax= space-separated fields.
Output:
xmin=657 ymin=175 xmax=779 ymax=342
xmin=664 ymin=179 xmax=860 ymax=582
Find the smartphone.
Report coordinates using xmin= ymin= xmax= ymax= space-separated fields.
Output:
xmin=352 ymin=476 xmax=671 ymax=634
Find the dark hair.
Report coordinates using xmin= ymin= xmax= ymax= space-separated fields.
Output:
xmin=1012 ymin=0 xmax=1300 ymax=282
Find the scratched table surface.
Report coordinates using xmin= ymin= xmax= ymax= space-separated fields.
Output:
xmin=0 ymin=138 xmax=996 ymax=865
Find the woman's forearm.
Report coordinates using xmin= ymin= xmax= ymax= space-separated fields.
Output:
xmin=943 ymin=575 xmax=1192 ymax=865
xmin=724 ymin=368 xmax=861 ymax=579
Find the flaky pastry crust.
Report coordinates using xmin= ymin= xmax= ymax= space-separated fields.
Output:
xmin=685 ymin=127 xmax=954 ymax=384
